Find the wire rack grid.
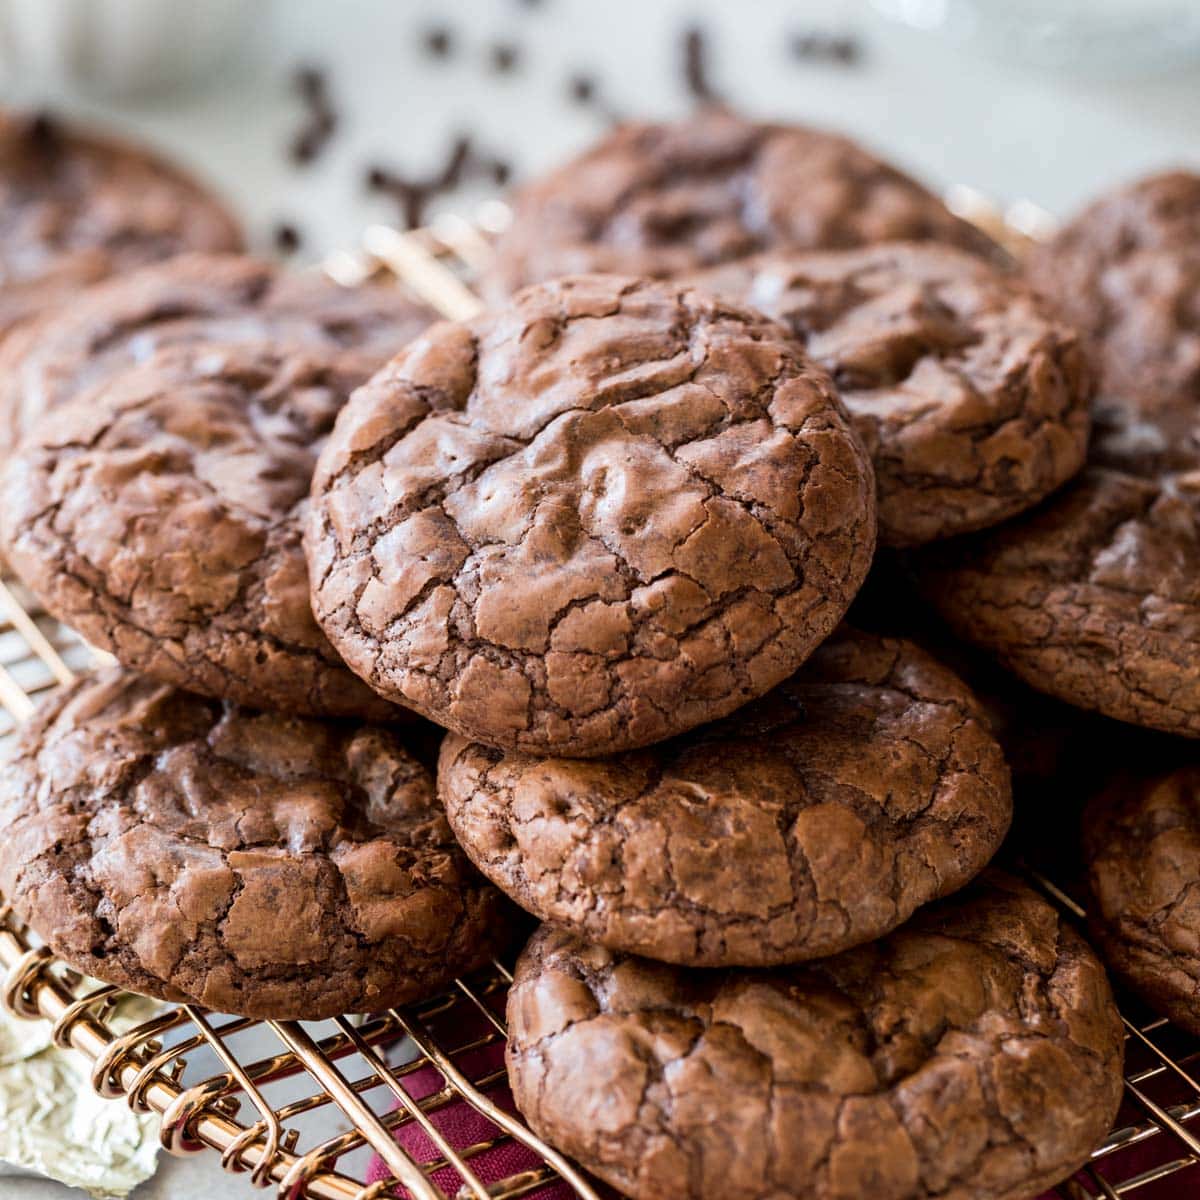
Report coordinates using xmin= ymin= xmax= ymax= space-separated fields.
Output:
xmin=0 ymin=203 xmax=1194 ymax=1200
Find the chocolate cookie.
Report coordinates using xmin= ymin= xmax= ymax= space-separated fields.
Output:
xmin=686 ymin=243 xmax=1091 ymax=546
xmin=0 ymin=670 xmax=513 ymax=1018
xmin=0 ymin=110 xmax=241 ymax=336
xmin=440 ymin=627 xmax=1011 ymax=965
xmin=1085 ymin=764 xmax=1200 ymax=1034
xmin=307 ymin=274 xmax=876 ymax=757
xmin=1026 ymin=170 xmax=1200 ymax=404
xmin=919 ymin=459 xmax=1200 ymax=737
xmin=506 ymin=873 xmax=1124 ymax=1200
xmin=0 ymin=252 xmax=436 ymax=460
xmin=920 ymin=179 xmax=1200 ymax=736
xmin=483 ymin=111 xmax=1002 ymax=299
xmin=1 ymin=343 xmax=406 ymax=717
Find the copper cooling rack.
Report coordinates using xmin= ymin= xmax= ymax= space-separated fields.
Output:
xmin=0 ymin=207 xmax=1197 ymax=1200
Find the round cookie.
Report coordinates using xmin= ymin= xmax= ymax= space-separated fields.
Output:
xmin=1 ymin=342 xmax=405 ymax=718
xmin=506 ymin=872 xmax=1124 ymax=1200
xmin=307 ymin=274 xmax=877 ymax=757
xmin=920 ymin=173 xmax=1200 ymax=736
xmin=439 ymin=627 xmax=1012 ymax=965
xmin=686 ymin=242 xmax=1091 ymax=546
xmin=1084 ymin=763 xmax=1200 ymax=1034
xmin=919 ymin=459 xmax=1200 ymax=738
xmin=483 ymin=111 xmax=1003 ymax=299
xmin=1026 ymin=170 xmax=1200 ymax=404
xmin=0 ymin=669 xmax=514 ymax=1019
xmin=0 ymin=251 xmax=437 ymax=460
xmin=0 ymin=110 xmax=241 ymax=336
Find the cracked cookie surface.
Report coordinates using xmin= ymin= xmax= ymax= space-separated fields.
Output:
xmin=1026 ymin=171 xmax=1200 ymax=405
xmin=483 ymin=111 xmax=1002 ymax=300
xmin=918 ymin=458 xmax=1200 ymax=737
xmin=1 ymin=342 xmax=409 ymax=717
xmin=686 ymin=242 xmax=1090 ymax=546
xmin=0 ymin=669 xmax=515 ymax=1018
xmin=306 ymin=274 xmax=877 ymax=757
xmin=919 ymin=178 xmax=1200 ymax=736
xmin=1085 ymin=764 xmax=1200 ymax=1035
xmin=506 ymin=872 xmax=1124 ymax=1200
xmin=440 ymin=627 xmax=1011 ymax=965
xmin=0 ymin=111 xmax=241 ymax=337
xmin=0 ymin=252 xmax=436 ymax=460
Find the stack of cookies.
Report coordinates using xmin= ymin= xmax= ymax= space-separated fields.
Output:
xmin=0 ymin=105 xmax=1195 ymax=1200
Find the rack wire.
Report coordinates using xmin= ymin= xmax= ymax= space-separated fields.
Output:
xmin=0 ymin=204 xmax=1195 ymax=1200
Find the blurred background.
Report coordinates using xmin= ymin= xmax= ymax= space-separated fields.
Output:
xmin=1 ymin=0 xmax=1198 ymax=263
xmin=1 ymin=1 xmax=1199 ymax=1196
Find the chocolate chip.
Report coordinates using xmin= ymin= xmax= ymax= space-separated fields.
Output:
xmin=568 ymin=73 xmax=596 ymax=104
xmin=423 ymin=26 xmax=453 ymax=58
xmin=288 ymin=62 xmax=338 ymax=167
xmin=490 ymin=42 xmax=520 ymax=73
xmin=20 ymin=111 xmax=63 ymax=159
xmin=366 ymin=133 xmax=508 ymax=230
xmin=788 ymin=30 xmax=863 ymax=65
xmin=273 ymin=223 xmax=302 ymax=254
xmin=682 ymin=25 xmax=722 ymax=105
xmin=293 ymin=65 xmax=327 ymax=102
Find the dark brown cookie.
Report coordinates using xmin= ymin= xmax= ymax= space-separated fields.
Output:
xmin=0 ymin=251 xmax=436 ymax=460
xmin=919 ymin=462 xmax=1200 ymax=738
xmin=439 ymin=627 xmax=1011 ymax=965
xmin=0 ymin=111 xmax=241 ymax=336
xmin=0 ymin=669 xmax=514 ymax=1018
xmin=506 ymin=872 xmax=1124 ymax=1200
xmin=1 ymin=343 xmax=407 ymax=717
xmin=483 ymin=111 xmax=1003 ymax=299
xmin=1026 ymin=170 xmax=1200 ymax=404
xmin=919 ymin=173 xmax=1200 ymax=737
xmin=1084 ymin=764 xmax=1200 ymax=1034
xmin=307 ymin=274 xmax=877 ymax=757
xmin=686 ymin=242 xmax=1091 ymax=546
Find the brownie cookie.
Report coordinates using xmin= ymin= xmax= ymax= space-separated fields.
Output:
xmin=483 ymin=111 xmax=1002 ymax=299
xmin=1026 ymin=171 xmax=1200 ymax=404
xmin=1 ymin=343 xmax=405 ymax=717
xmin=0 ymin=110 xmax=241 ymax=336
xmin=1084 ymin=764 xmax=1200 ymax=1034
xmin=0 ymin=670 xmax=513 ymax=1018
xmin=307 ymin=274 xmax=876 ymax=757
xmin=439 ymin=627 xmax=1011 ymax=965
xmin=686 ymin=243 xmax=1091 ymax=546
xmin=919 ymin=459 xmax=1200 ymax=737
xmin=0 ymin=252 xmax=436 ymax=460
xmin=506 ymin=873 xmax=1124 ymax=1200
xmin=920 ymin=172 xmax=1200 ymax=735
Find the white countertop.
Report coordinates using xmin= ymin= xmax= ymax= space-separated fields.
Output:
xmin=0 ymin=1 xmax=1198 ymax=1197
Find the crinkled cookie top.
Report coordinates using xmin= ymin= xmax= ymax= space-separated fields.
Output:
xmin=506 ymin=872 xmax=1124 ymax=1200
xmin=484 ymin=111 xmax=1002 ymax=299
xmin=0 ymin=669 xmax=512 ymax=1018
xmin=307 ymin=273 xmax=876 ymax=756
xmin=440 ymin=626 xmax=1011 ymax=965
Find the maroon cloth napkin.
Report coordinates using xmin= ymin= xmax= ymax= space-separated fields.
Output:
xmin=369 ymin=1039 xmax=1198 ymax=1199
xmin=366 ymin=1038 xmax=574 ymax=1198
